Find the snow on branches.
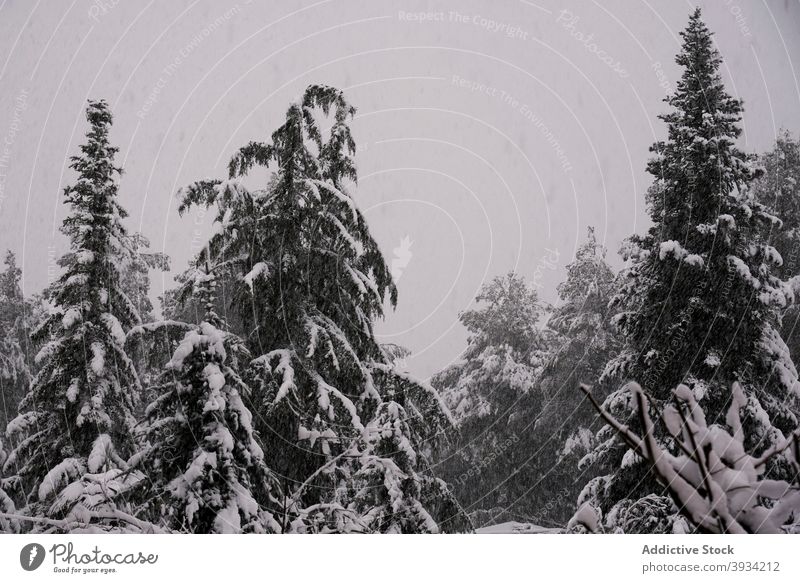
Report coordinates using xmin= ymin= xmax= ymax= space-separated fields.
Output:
xmin=579 ymin=382 xmax=800 ymax=533
xmin=137 ymin=317 xmax=279 ymax=534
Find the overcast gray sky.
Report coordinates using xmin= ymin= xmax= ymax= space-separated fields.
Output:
xmin=1 ymin=0 xmax=799 ymax=378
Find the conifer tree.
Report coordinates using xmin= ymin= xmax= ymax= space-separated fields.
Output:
xmin=546 ymin=226 xmax=619 ymax=407
xmin=503 ymin=228 xmax=620 ymax=524
xmin=135 ymin=266 xmax=279 ymax=533
xmin=176 ymin=85 xmax=468 ymax=532
xmin=0 ymin=251 xmax=33 ymax=434
xmin=433 ymin=272 xmax=547 ymax=525
xmin=753 ymin=132 xmax=800 ymax=361
xmin=3 ymin=101 xmax=142 ymax=529
xmin=580 ymin=10 xmax=799 ymax=529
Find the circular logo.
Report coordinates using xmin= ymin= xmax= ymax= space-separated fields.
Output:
xmin=20 ymin=543 xmax=46 ymax=571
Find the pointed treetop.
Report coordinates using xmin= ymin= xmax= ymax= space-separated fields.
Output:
xmin=191 ymin=262 xmax=223 ymax=328
xmin=85 ymin=99 xmax=113 ymax=127
xmin=669 ymin=7 xmax=739 ymax=123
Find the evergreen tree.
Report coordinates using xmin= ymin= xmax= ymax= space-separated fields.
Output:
xmin=580 ymin=10 xmax=799 ymax=529
xmin=502 ymin=228 xmax=620 ymax=525
xmin=135 ymin=266 xmax=279 ymax=533
xmin=545 ymin=226 xmax=619 ymax=409
xmin=0 ymin=251 xmax=33 ymax=434
xmin=752 ymin=132 xmax=800 ymax=361
xmin=3 ymin=101 xmax=143 ymax=530
xmin=433 ymin=272 xmax=548 ymax=526
xmin=346 ymin=387 xmax=464 ymax=533
xmin=176 ymin=85 xmax=468 ymax=532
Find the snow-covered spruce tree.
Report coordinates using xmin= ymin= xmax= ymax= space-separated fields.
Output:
xmin=753 ymin=132 xmax=800 ymax=361
xmin=177 ymin=85 xmax=468 ymax=532
xmin=0 ymin=251 xmax=34 ymax=434
xmin=432 ymin=272 xmax=548 ymax=526
xmin=134 ymin=266 xmax=279 ymax=533
xmin=0 ymin=252 xmax=35 ymax=530
xmin=543 ymin=227 xmax=619 ymax=450
xmin=39 ymin=218 xmax=168 ymax=420
xmin=333 ymin=364 xmax=469 ymax=533
xmin=3 ymin=101 xmax=145 ymax=531
xmin=500 ymin=228 xmax=621 ymax=525
xmin=578 ymin=10 xmax=799 ymax=532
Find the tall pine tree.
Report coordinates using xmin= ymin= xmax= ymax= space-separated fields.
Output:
xmin=432 ymin=272 xmax=548 ymax=527
xmin=580 ymin=10 xmax=799 ymax=531
xmin=3 ymin=101 xmax=143 ymax=530
xmin=512 ymin=228 xmax=620 ymax=525
xmin=177 ymin=85 xmax=468 ymax=532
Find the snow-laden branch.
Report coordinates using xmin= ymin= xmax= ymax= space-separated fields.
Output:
xmin=580 ymin=381 xmax=800 ymax=533
xmin=0 ymin=509 xmax=166 ymax=533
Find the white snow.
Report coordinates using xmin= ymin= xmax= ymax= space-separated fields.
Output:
xmin=202 ymin=364 xmax=227 ymax=413
xmin=203 ymin=363 xmax=226 ymax=392
xmin=75 ymin=250 xmax=95 ymax=264
xmin=568 ymin=503 xmax=600 ymax=532
xmin=683 ymin=254 xmax=704 ymax=267
xmin=101 ymin=313 xmax=126 ymax=346
xmin=66 ymin=378 xmax=80 ymax=403
xmin=476 ymin=521 xmax=563 ymax=534
xmin=263 ymin=349 xmax=296 ymax=403
xmin=728 ymin=256 xmax=761 ymax=289
xmin=62 ymin=308 xmax=82 ymax=329
xmin=90 ymin=342 xmax=106 ymax=375
xmin=214 ymin=501 xmax=242 ymax=534
xmin=659 ymin=240 xmax=688 ymax=261
xmin=243 ymin=262 xmax=269 ymax=292
xmin=88 ymin=434 xmax=112 ymax=472
xmin=39 ymin=458 xmax=85 ymax=501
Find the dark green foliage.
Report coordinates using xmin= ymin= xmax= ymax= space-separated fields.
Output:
xmin=176 ymin=85 xmax=469 ymax=532
xmin=0 ymin=252 xmax=34 ymax=434
xmin=3 ymin=101 xmax=141 ymax=515
xmin=577 ymin=9 xmax=799 ymax=527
